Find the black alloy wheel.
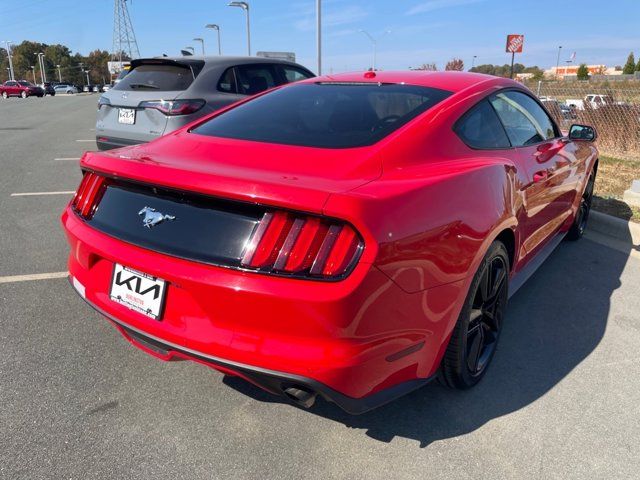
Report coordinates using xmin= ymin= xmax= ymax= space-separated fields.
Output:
xmin=440 ymin=241 xmax=510 ymax=389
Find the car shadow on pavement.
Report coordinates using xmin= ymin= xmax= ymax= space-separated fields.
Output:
xmin=224 ymin=230 xmax=632 ymax=447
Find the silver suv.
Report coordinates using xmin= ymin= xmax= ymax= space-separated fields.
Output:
xmin=95 ymin=56 xmax=314 ymax=150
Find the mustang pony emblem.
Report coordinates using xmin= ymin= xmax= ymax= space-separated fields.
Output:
xmin=138 ymin=206 xmax=176 ymax=228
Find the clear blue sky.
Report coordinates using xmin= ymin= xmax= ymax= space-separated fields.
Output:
xmin=0 ymin=0 xmax=638 ymax=72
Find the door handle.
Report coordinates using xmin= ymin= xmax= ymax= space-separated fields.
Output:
xmin=533 ymin=170 xmax=548 ymax=183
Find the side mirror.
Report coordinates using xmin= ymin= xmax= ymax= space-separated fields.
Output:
xmin=569 ymin=124 xmax=597 ymax=142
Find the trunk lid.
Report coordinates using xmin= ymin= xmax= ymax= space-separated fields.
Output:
xmin=81 ymin=130 xmax=382 ymax=213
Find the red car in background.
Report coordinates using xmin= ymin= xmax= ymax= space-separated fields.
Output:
xmin=61 ymin=71 xmax=598 ymax=413
xmin=0 ymin=80 xmax=44 ymax=98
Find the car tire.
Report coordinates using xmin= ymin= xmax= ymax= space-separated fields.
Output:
xmin=21 ymin=91 xmax=27 ymax=98
xmin=440 ymin=241 xmax=509 ymax=389
xmin=1 ymin=91 xmax=7 ymax=99
xmin=566 ymin=167 xmax=596 ymax=241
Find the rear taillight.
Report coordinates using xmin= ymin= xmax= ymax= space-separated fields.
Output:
xmin=138 ymin=99 xmax=206 ymax=116
xmin=241 ymin=211 xmax=362 ymax=279
xmin=71 ymin=172 xmax=109 ymax=219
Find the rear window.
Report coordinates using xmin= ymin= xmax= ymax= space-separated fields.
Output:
xmin=192 ymin=83 xmax=452 ymax=148
xmin=114 ymin=64 xmax=197 ymax=91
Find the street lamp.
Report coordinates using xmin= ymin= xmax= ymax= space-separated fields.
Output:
xmin=193 ymin=37 xmax=205 ymax=55
xmin=358 ymin=29 xmax=391 ymax=71
xmin=228 ymin=1 xmax=250 ymax=56
xmin=3 ymin=41 xmax=15 ymax=80
xmin=184 ymin=46 xmax=195 ymax=54
xmin=556 ymin=45 xmax=562 ymax=77
xmin=37 ymin=53 xmax=46 ymax=84
xmin=56 ymin=64 xmax=62 ymax=83
xmin=83 ymin=69 xmax=90 ymax=85
xmin=316 ymin=0 xmax=321 ymax=75
xmin=205 ymin=24 xmax=222 ymax=55
xmin=471 ymin=55 xmax=477 ymax=69
xmin=30 ymin=66 xmax=36 ymax=83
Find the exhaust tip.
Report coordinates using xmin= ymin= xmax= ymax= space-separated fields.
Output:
xmin=283 ymin=385 xmax=317 ymax=409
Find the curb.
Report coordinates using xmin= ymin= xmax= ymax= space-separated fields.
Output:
xmin=590 ymin=210 xmax=640 ymax=244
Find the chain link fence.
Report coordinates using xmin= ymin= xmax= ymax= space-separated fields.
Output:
xmin=524 ymin=80 xmax=640 ymax=161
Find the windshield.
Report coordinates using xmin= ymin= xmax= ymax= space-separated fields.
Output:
xmin=192 ymin=83 xmax=452 ymax=148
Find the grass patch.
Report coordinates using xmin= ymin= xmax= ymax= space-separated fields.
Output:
xmin=593 ymin=156 xmax=640 ymax=223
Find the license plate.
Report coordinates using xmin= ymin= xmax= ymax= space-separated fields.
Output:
xmin=118 ymin=108 xmax=136 ymax=125
xmin=109 ymin=264 xmax=167 ymax=320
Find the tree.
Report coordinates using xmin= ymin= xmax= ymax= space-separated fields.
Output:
xmin=445 ymin=58 xmax=464 ymax=71
xmin=413 ymin=63 xmax=437 ymax=71
xmin=636 ymin=58 xmax=640 ymax=72
xmin=576 ymin=63 xmax=590 ymax=80
xmin=622 ymin=52 xmax=635 ymax=74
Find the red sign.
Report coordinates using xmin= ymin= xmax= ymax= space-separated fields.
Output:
xmin=506 ymin=34 xmax=524 ymax=53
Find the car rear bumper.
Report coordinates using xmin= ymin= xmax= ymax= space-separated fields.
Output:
xmin=62 ymin=204 xmax=461 ymax=412
xmin=96 ymin=136 xmax=146 ymax=151
xmin=72 ymin=282 xmax=434 ymax=414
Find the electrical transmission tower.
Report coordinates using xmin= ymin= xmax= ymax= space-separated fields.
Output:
xmin=111 ymin=0 xmax=140 ymax=62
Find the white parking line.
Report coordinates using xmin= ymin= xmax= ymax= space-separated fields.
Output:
xmin=11 ymin=191 xmax=75 ymax=197
xmin=0 ymin=272 xmax=67 ymax=284
xmin=54 ymin=157 xmax=80 ymax=161
xmin=76 ymin=140 xmax=94 ymax=143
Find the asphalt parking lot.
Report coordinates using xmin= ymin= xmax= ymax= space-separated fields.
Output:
xmin=1 ymin=95 xmax=639 ymax=480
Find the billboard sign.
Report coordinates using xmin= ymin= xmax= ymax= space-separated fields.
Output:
xmin=505 ymin=34 xmax=524 ymax=53
xmin=107 ymin=61 xmax=130 ymax=75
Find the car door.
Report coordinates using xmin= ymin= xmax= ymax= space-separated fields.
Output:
xmin=490 ymin=90 xmax=577 ymax=257
xmin=6 ymin=81 xmax=18 ymax=95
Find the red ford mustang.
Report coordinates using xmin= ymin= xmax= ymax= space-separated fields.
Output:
xmin=62 ymin=71 xmax=598 ymax=414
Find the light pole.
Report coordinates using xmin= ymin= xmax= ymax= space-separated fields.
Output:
xmin=228 ymin=2 xmax=250 ymax=56
xmin=4 ymin=41 xmax=15 ymax=81
xmin=56 ymin=64 xmax=62 ymax=83
xmin=471 ymin=55 xmax=477 ymax=69
xmin=358 ymin=29 xmax=391 ymax=71
xmin=193 ymin=37 xmax=205 ymax=55
xmin=31 ymin=66 xmax=36 ymax=83
xmin=205 ymin=24 xmax=222 ymax=55
xmin=555 ymin=45 xmax=562 ymax=77
xmin=316 ymin=0 xmax=321 ymax=75
xmin=37 ymin=53 xmax=46 ymax=84
xmin=84 ymin=70 xmax=90 ymax=85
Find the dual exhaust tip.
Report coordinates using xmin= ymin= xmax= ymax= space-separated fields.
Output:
xmin=283 ymin=385 xmax=317 ymax=409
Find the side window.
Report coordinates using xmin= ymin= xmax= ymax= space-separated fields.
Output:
xmin=454 ymin=99 xmax=511 ymax=149
xmin=217 ymin=67 xmax=237 ymax=94
xmin=280 ymin=66 xmax=313 ymax=84
xmin=490 ymin=91 xmax=556 ymax=147
xmin=7 ymin=81 xmax=16 ymax=86
xmin=235 ymin=64 xmax=277 ymax=95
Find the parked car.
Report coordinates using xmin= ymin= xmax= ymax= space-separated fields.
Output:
xmin=83 ymin=85 xmax=92 ymax=93
xmin=566 ymin=94 xmax=616 ymax=111
xmin=93 ymin=85 xmax=102 ymax=93
xmin=95 ymin=55 xmax=314 ymax=150
xmin=0 ymin=80 xmax=44 ymax=98
xmin=102 ymin=84 xmax=111 ymax=92
xmin=540 ymin=98 xmax=577 ymax=120
xmin=54 ymin=84 xmax=79 ymax=94
xmin=63 ymin=71 xmax=598 ymax=413
xmin=41 ymin=82 xmax=56 ymax=96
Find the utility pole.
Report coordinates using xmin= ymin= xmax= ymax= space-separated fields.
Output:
xmin=316 ymin=0 xmax=321 ymax=75
xmin=205 ymin=24 xmax=222 ymax=55
xmin=31 ymin=66 xmax=36 ymax=83
xmin=112 ymin=0 xmax=140 ymax=62
xmin=56 ymin=65 xmax=62 ymax=83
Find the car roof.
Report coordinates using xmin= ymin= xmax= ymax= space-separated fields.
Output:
xmin=302 ymin=70 xmax=514 ymax=93
xmin=134 ymin=55 xmax=311 ymax=72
